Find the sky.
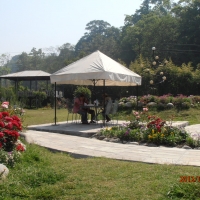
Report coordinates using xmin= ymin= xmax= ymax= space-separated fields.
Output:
xmin=0 ymin=0 xmax=143 ymax=57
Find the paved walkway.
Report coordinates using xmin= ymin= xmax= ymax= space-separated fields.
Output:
xmin=22 ymin=120 xmax=200 ymax=167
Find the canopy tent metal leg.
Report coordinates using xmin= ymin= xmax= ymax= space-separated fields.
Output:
xmin=136 ymin=84 xmax=139 ymax=111
xmin=54 ymin=82 xmax=57 ymax=125
xmin=103 ymin=79 xmax=106 ymax=127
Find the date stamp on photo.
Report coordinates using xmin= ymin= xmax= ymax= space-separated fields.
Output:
xmin=179 ymin=176 xmax=200 ymax=182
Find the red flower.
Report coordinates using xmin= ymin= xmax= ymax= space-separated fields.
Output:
xmin=16 ymin=143 xmax=25 ymax=151
xmin=0 ymin=121 xmax=5 ymax=128
xmin=12 ymin=115 xmax=20 ymax=121
xmin=3 ymin=130 xmax=19 ymax=139
xmin=0 ymin=111 xmax=23 ymax=152
xmin=4 ymin=116 xmax=13 ymax=122
xmin=156 ymin=125 xmax=161 ymax=132
xmin=1 ymin=112 xmax=9 ymax=117
xmin=12 ymin=120 xmax=22 ymax=130
xmin=11 ymin=130 xmax=20 ymax=139
xmin=0 ymin=132 xmax=4 ymax=138
xmin=3 ymin=129 xmax=11 ymax=135
xmin=5 ymin=122 xmax=13 ymax=130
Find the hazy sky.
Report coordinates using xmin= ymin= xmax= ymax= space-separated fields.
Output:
xmin=0 ymin=0 xmax=144 ymax=56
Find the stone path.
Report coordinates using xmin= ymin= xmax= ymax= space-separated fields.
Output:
xmin=22 ymin=120 xmax=200 ymax=166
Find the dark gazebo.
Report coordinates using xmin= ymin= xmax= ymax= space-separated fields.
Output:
xmin=0 ymin=70 xmax=51 ymax=107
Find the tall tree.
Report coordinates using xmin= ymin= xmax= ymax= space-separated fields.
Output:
xmin=0 ymin=53 xmax=10 ymax=67
xmin=75 ymin=20 xmax=121 ymax=59
xmin=120 ymin=12 xmax=179 ymax=65
xmin=171 ymin=0 xmax=200 ymax=66
xmin=16 ymin=52 xmax=31 ymax=71
xmin=29 ymin=48 xmax=45 ymax=70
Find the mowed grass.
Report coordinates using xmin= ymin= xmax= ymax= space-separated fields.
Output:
xmin=22 ymin=108 xmax=69 ymax=126
xmin=1 ymin=143 xmax=200 ymax=200
xmin=23 ymin=107 xmax=200 ymax=126
xmin=1 ymin=107 xmax=200 ymax=199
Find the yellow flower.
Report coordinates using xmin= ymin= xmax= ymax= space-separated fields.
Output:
xmin=152 ymin=129 xmax=155 ymax=134
xmin=148 ymin=135 xmax=152 ymax=139
xmin=161 ymin=134 xmax=164 ymax=137
xmin=153 ymin=134 xmax=157 ymax=138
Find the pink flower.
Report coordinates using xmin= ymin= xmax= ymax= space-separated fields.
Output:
xmin=1 ymin=101 xmax=9 ymax=109
xmin=133 ymin=111 xmax=139 ymax=116
xmin=143 ymin=107 xmax=148 ymax=112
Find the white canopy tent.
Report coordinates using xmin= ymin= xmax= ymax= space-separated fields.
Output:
xmin=50 ymin=50 xmax=142 ymax=125
xmin=50 ymin=50 xmax=141 ymax=86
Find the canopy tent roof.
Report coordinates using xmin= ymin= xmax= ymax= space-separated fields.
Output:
xmin=50 ymin=50 xmax=141 ymax=86
xmin=0 ymin=70 xmax=51 ymax=81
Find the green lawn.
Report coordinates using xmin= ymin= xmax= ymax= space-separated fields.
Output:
xmin=23 ymin=107 xmax=200 ymax=126
xmin=22 ymin=108 xmax=68 ymax=126
xmin=1 ymin=107 xmax=200 ymax=199
xmin=1 ymin=144 xmax=200 ymax=200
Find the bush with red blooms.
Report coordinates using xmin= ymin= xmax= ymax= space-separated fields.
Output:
xmin=0 ymin=109 xmax=26 ymax=167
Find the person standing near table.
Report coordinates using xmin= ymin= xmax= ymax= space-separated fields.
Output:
xmin=101 ymin=93 xmax=112 ymax=122
xmin=73 ymin=94 xmax=89 ymax=124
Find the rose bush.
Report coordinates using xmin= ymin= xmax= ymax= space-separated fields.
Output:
xmin=0 ymin=103 xmax=26 ymax=167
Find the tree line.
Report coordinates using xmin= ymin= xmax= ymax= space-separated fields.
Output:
xmin=1 ymin=0 xmax=200 ymax=98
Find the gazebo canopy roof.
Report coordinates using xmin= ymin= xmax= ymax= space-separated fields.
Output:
xmin=0 ymin=70 xmax=51 ymax=81
xmin=50 ymin=50 xmax=142 ymax=86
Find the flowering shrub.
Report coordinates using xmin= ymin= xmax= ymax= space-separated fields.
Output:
xmin=139 ymin=95 xmax=158 ymax=104
xmin=173 ymin=94 xmax=192 ymax=109
xmin=0 ymin=103 xmax=26 ymax=167
xmin=118 ymin=96 xmax=137 ymax=108
xmin=157 ymin=94 xmax=173 ymax=104
xmin=118 ymin=94 xmax=200 ymax=110
xmin=0 ymin=149 xmax=22 ymax=167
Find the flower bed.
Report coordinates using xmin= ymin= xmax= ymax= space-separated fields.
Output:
xmin=96 ymin=108 xmax=200 ymax=148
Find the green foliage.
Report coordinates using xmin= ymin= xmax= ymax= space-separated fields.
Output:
xmin=73 ymin=86 xmax=91 ymax=99
xmin=0 ymin=86 xmax=17 ymax=104
xmin=167 ymin=182 xmax=200 ymax=199
xmin=0 ymin=149 xmax=21 ymax=167
xmin=186 ymin=136 xmax=195 ymax=148
xmin=33 ymin=91 xmax=47 ymax=106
